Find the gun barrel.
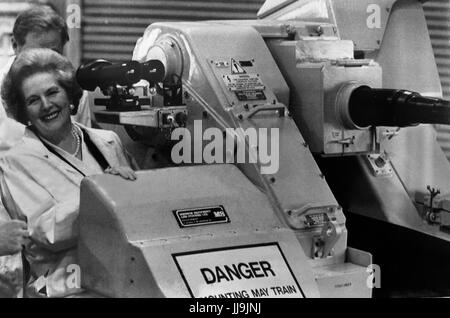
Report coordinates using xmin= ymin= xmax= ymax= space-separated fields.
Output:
xmin=348 ymin=86 xmax=450 ymax=128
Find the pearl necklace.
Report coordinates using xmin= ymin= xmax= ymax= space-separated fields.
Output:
xmin=71 ymin=125 xmax=81 ymax=157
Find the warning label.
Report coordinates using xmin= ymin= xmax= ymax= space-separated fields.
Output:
xmin=173 ymin=243 xmax=304 ymax=298
xmin=223 ymin=74 xmax=265 ymax=92
xmin=231 ymin=58 xmax=246 ymax=74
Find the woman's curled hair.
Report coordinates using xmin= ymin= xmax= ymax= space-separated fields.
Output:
xmin=1 ymin=48 xmax=83 ymax=125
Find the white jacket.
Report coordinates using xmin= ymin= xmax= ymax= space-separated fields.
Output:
xmin=0 ymin=124 xmax=136 ymax=297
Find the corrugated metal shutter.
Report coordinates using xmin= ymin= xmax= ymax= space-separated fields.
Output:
xmin=81 ymin=0 xmax=265 ymax=63
xmin=424 ymin=0 xmax=450 ymax=160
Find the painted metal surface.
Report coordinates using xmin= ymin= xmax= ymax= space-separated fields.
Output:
xmin=79 ymin=18 xmax=372 ymax=297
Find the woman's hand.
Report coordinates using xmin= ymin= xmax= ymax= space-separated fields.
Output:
xmin=105 ymin=166 xmax=137 ymax=181
xmin=0 ymin=220 xmax=29 ymax=256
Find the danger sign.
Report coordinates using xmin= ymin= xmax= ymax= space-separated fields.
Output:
xmin=231 ymin=58 xmax=246 ymax=74
xmin=173 ymin=243 xmax=304 ymax=298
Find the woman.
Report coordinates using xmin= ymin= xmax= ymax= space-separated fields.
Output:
xmin=0 ymin=48 xmax=138 ymax=297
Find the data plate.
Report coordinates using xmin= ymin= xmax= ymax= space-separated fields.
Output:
xmin=305 ymin=213 xmax=329 ymax=227
xmin=223 ymin=74 xmax=265 ymax=92
xmin=173 ymin=206 xmax=230 ymax=228
xmin=235 ymin=90 xmax=266 ymax=101
xmin=173 ymin=243 xmax=304 ymax=298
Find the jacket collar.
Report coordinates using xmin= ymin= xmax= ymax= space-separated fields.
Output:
xmin=75 ymin=123 xmax=118 ymax=168
xmin=24 ymin=123 xmax=119 ymax=171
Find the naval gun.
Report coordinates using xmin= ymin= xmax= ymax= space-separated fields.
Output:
xmin=255 ymin=0 xmax=450 ymax=296
xmin=75 ymin=0 xmax=450 ymax=297
xmin=76 ymin=5 xmax=377 ymax=299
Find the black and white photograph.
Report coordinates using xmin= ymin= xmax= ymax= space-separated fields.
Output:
xmin=0 ymin=0 xmax=449 ymax=304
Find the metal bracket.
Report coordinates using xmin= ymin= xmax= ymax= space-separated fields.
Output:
xmin=424 ymin=186 xmax=441 ymax=225
xmin=366 ymin=152 xmax=393 ymax=177
xmin=416 ymin=186 xmax=450 ymax=231
xmin=236 ymin=103 xmax=286 ymax=121
xmin=313 ymin=220 xmax=343 ymax=259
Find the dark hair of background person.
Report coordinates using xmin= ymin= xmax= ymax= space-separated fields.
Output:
xmin=12 ymin=5 xmax=69 ymax=48
xmin=1 ymin=48 xmax=82 ymax=125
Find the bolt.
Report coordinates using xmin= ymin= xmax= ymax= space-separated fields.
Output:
xmin=270 ymin=177 xmax=276 ymax=184
xmin=316 ymin=25 xmax=323 ymax=36
xmin=326 ymin=227 xmax=333 ymax=237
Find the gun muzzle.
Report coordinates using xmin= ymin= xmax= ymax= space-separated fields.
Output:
xmin=340 ymin=85 xmax=450 ymax=129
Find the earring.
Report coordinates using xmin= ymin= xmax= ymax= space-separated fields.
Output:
xmin=69 ymin=104 xmax=76 ymax=115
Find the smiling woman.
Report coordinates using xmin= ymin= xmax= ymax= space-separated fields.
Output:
xmin=0 ymin=48 xmax=138 ymax=297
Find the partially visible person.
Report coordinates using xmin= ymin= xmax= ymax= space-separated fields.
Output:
xmin=0 ymin=5 xmax=93 ymax=151
xmin=0 ymin=219 xmax=27 ymax=258
xmin=0 ymin=204 xmax=28 ymax=298
xmin=0 ymin=48 xmax=137 ymax=297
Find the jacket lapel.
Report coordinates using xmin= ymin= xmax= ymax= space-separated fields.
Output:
xmin=23 ymin=129 xmax=83 ymax=184
xmin=79 ymin=125 xmax=119 ymax=168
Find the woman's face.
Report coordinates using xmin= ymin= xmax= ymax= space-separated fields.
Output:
xmin=21 ymin=72 xmax=72 ymax=141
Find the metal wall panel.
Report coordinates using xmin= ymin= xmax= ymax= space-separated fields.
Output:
xmin=424 ymin=0 xmax=450 ymax=160
xmin=81 ymin=0 xmax=265 ymax=63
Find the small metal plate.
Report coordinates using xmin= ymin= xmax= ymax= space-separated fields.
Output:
xmin=173 ymin=205 xmax=230 ymax=228
xmin=305 ymin=213 xmax=330 ymax=227
xmin=223 ymin=73 xmax=266 ymax=92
